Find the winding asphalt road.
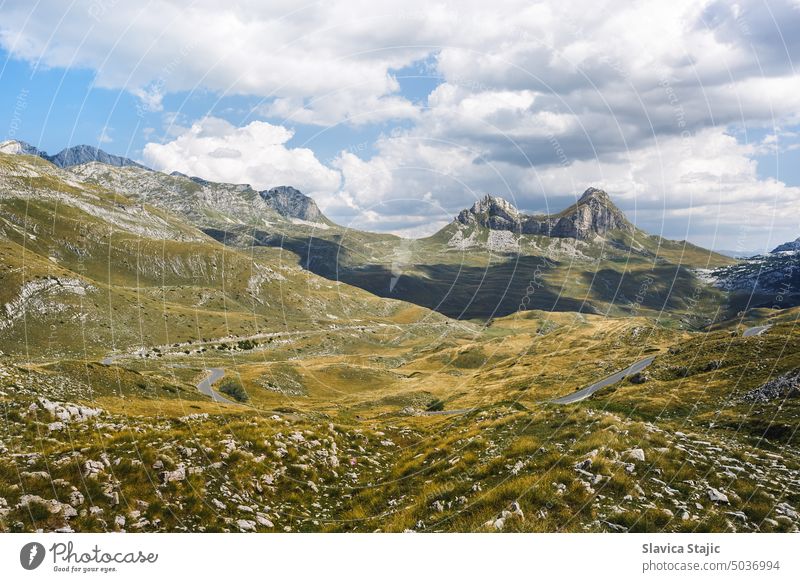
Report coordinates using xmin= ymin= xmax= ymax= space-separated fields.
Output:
xmin=422 ymin=408 xmax=475 ymax=416
xmin=100 ymin=322 xmax=773 ymax=410
xmin=196 ymin=367 xmax=236 ymax=404
xmin=743 ymin=324 xmax=771 ymax=337
xmin=552 ymin=355 xmax=657 ymax=404
xmin=101 ymin=356 xmax=236 ymax=404
xmin=552 ymin=323 xmax=772 ymax=405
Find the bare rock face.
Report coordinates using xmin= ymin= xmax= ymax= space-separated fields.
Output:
xmin=548 ymin=188 xmax=631 ymax=239
xmin=702 ymin=248 xmax=799 ymax=303
xmin=771 ymin=237 xmax=800 ymax=254
xmin=0 ymin=139 xmax=44 ymax=157
xmin=742 ymin=368 xmax=800 ymax=403
xmin=0 ymin=139 xmax=145 ymax=168
xmin=457 ymin=195 xmax=521 ymax=230
xmin=455 ymin=188 xmax=632 ymax=241
xmin=259 ymin=186 xmax=325 ymax=223
xmin=48 ymin=145 xmax=146 ymax=169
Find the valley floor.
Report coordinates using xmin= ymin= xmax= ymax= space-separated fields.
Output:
xmin=2 ymin=309 xmax=799 ymax=533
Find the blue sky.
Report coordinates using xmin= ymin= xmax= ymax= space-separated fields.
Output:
xmin=0 ymin=51 xmax=384 ymax=164
xmin=4 ymin=49 xmax=799 ymax=194
xmin=2 ymin=1 xmax=800 ymax=250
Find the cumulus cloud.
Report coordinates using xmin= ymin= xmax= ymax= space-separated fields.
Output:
xmin=3 ymin=0 xmax=800 ymax=246
xmin=143 ymin=117 xmax=340 ymax=195
xmin=334 ymin=126 xmax=800 ymax=249
xmin=10 ymin=0 xmax=796 ymax=131
xmin=0 ymin=0 xmax=430 ymax=126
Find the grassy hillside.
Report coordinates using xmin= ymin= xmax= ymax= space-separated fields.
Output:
xmin=0 ymin=154 xmax=445 ymax=358
xmin=2 ymin=308 xmax=798 ymax=533
xmin=63 ymin=163 xmax=734 ymax=322
xmin=1 ymin=154 xmax=797 ymax=534
xmin=246 ymin=222 xmax=732 ymax=323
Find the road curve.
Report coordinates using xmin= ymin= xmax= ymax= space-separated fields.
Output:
xmin=196 ymin=367 xmax=236 ymax=404
xmin=552 ymin=355 xmax=656 ymax=405
xmin=743 ymin=324 xmax=771 ymax=337
xmin=422 ymin=408 xmax=475 ymax=416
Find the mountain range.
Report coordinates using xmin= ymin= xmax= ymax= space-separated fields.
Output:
xmin=773 ymin=237 xmax=800 ymax=254
xmin=0 ymin=139 xmax=146 ymax=169
xmin=6 ymin=139 xmax=793 ymax=324
xmin=2 ymin=140 xmax=800 ymax=535
xmin=94 ymin=151 xmax=732 ymax=320
xmin=456 ymin=188 xmax=632 ymax=240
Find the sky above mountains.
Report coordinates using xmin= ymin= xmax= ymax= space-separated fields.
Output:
xmin=1 ymin=0 xmax=799 ymax=251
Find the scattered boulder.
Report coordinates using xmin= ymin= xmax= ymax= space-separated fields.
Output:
xmin=483 ymin=501 xmax=525 ymax=531
xmin=159 ymin=466 xmax=186 ymax=484
xmin=742 ymin=369 xmax=800 ymax=403
xmin=255 ymin=514 xmax=274 ymax=528
xmin=628 ymin=371 xmax=648 ymax=384
xmin=83 ymin=460 xmax=104 ymax=479
xmin=726 ymin=511 xmax=747 ymax=522
xmin=69 ymin=491 xmax=84 ymax=507
xmin=624 ymin=448 xmax=646 ymax=462
xmin=707 ymin=488 xmax=729 ymax=504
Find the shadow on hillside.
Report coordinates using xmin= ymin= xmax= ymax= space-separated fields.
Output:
xmin=209 ymin=230 xmax=589 ymax=319
xmin=582 ymin=267 xmax=701 ymax=313
xmin=206 ymin=228 xmax=729 ymax=321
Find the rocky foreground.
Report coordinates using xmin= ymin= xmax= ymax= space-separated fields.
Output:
xmin=2 ymin=361 xmax=799 ymax=533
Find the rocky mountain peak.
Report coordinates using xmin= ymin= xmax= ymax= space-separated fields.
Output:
xmin=0 ymin=140 xmax=145 ymax=169
xmin=48 ymin=145 xmax=146 ymax=169
xmin=771 ymin=237 xmax=800 ymax=254
xmin=555 ymin=187 xmax=631 ymax=239
xmin=453 ymin=187 xmax=632 ymax=240
xmin=259 ymin=186 xmax=325 ymax=223
xmin=578 ymin=187 xmax=614 ymax=204
xmin=457 ymin=194 xmax=521 ymax=229
xmin=0 ymin=139 xmax=43 ymax=157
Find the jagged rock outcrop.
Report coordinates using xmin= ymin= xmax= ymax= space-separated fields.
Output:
xmin=259 ymin=186 xmax=325 ymax=223
xmin=548 ymin=188 xmax=632 ymax=239
xmin=48 ymin=145 xmax=146 ymax=169
xmin=455 ymin=188 xmax=632 ymax=240
xmin=0 ymin=139 xmax=145 ymax=169
xmin=772 ymin=237 xmax=800 ymax=254
xmin=0 ymin=139 xmax=44 ymax=157
xmin=457 ymin=195 xmax=521 ymax=230
xmin=700 ymin=251 xmax=799 ymax=303
xmin=742 ymin=368 xmax=800 ymax=403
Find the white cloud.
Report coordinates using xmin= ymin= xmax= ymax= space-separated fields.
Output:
xmin=0 ymin=0 xmax=431 ymax=126
xmin=334 ymin=125 xmax=800 ymax=248
xmin=97 ymin=127 xmax=113 ymax=144
xmin=142 ymin=117 xmax=340 ymax=195
xmin=262 ymin=94 xmax=421 ymax=127
xmin=3 ymin=0 xmax=800 ymax=246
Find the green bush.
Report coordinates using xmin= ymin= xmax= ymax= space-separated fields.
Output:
xmin=426 ymin=399 xmax=445 ymax=412
xmin=218 ymin=378 xmax=249 ymax=402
